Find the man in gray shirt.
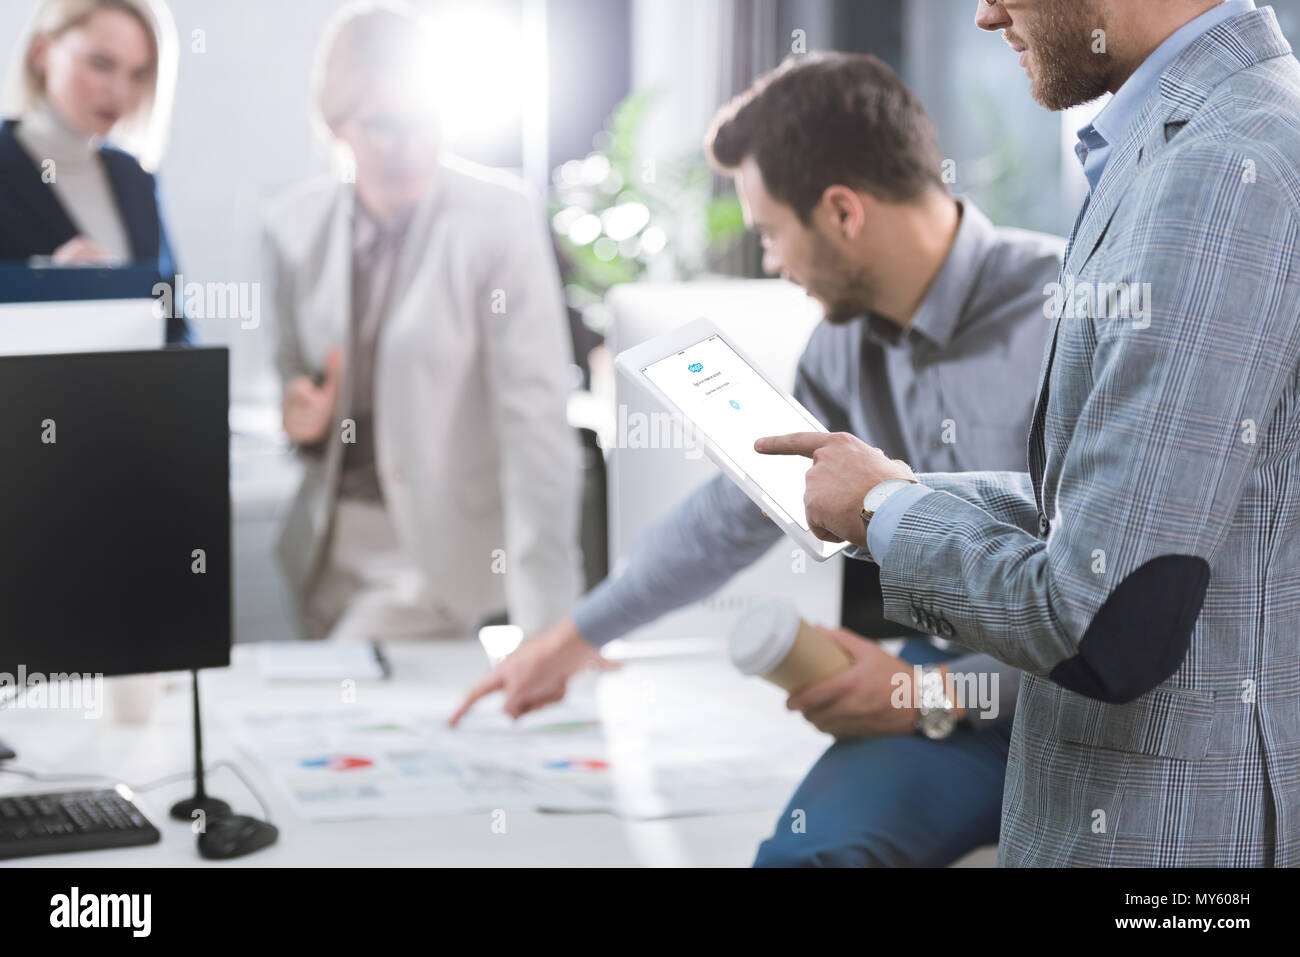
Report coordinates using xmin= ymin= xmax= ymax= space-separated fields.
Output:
xmin=453 ymin=52 xmax=1062 ymax=866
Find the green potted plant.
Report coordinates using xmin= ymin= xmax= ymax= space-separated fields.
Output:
xmin=550 ymin=91 xmax=747 ymax=336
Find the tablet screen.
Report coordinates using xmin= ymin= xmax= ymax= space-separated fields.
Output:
xmin=642 ymin=334 xmax=818 ymax=531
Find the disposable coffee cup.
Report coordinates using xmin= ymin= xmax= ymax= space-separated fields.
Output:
xmin=728 ymin=598 xmax=853 ymax=694
xmin=105 ymin=673 xmax=161 ymax=725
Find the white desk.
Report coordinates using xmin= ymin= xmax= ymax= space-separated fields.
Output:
xmin=1 ymin=638 xmax=999 ymax=867
xmin=0 ymin=638 xmax=835 ymax=867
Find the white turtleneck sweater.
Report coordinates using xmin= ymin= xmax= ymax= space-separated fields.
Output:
xmin=14 ymin=99 xmax=132 ymax=263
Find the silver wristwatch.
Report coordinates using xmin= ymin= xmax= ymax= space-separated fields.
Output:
xmin=915 ymin=664 xmax=959 ymax=740
xmin=860 ymin=477 xmax=916 ymax=560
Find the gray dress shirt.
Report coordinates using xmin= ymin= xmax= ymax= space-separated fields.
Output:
xmin=573 ymin=200 xmax=1064 ymax=728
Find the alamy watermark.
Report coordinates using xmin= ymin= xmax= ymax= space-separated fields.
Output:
xmin=1044 ymin=276 xmax=1152 ymax=329
xmin=50 ymin=887 xmax=150 ymax=937
xmin=0 ymin=666 xmax=103 ymax=719
xmin=614 ymin=404 xmax=705 ymax=460
xmin=153 ymin=274 xmax=260 ymax=330
xmin=890 ymin=665 xmax=1000 ymax=722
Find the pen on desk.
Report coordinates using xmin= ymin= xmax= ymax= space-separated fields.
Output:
xmin=370 ymin=640 xmax=391 ymax=679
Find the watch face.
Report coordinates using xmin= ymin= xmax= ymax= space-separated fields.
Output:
xmin=919 ymin=709 xmax=959 ymax=739
xmin=918 ymin=669 xmax=946 ymax=707
xmin=864 ymin=478 xmax=908 ymax=514
xmin=916 ymin=668 xmax=957 ymax=739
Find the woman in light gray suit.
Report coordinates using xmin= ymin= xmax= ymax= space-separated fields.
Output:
xmin=265 ymin=1 xmax=582 ymax=641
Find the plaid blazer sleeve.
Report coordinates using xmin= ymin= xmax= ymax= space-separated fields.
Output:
xmin=912 ymin=470 xmax=1040 ymax=537
xmin=877 ymin=141 xmax=1300 ymax=703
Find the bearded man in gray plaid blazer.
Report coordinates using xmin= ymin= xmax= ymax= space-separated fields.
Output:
xmin=757 ymin=1 xmax=1300 ymax=865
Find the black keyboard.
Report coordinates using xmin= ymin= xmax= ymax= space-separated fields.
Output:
xmin=0 ymin=787 xmax=160 ymax=860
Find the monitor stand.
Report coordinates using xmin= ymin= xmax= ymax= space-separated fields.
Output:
xmin=169 ymin=670 xmax=231 ymax=823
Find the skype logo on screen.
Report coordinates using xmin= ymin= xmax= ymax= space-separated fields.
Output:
xmin=688 ymin=362 xmax=703 ymax=373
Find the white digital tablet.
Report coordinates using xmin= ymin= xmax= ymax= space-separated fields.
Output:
xmin=615 ymin=317 xmax=848 ymax=562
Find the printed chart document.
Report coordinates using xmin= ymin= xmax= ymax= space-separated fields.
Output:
xmin=229 ymin=663 xmax=829 ymax=821
xmin=231 ymin=701 xmax=614 ymax=819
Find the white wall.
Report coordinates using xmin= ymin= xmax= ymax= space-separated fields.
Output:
xmin=153 ymin=0 xmax=343 ymax=401
xmin=630 ymin=0 xmax=721 ymax=162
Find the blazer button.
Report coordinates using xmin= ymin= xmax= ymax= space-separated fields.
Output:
xmin=1038 ymin=513 xmax=1050 ymax=536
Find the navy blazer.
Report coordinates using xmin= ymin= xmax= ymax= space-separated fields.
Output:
xmin=0 ymin=118 xmax=189 ymax=343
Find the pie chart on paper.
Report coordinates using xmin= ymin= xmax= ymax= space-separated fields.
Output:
xmin=543 ymin=759 xmax=609 ymax=772
xmin=300 ymin=754 xmax=375 ymax=772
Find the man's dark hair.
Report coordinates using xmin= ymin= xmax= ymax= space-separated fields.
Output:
xmin=705 ymin=52 xmax=945 ymax=223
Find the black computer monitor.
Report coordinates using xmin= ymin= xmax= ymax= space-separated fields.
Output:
xmin=0 ymin=347 xmax=231 ymax=678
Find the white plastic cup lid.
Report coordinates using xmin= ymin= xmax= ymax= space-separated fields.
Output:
xmin=728 ymin=597 xmax=801 ymax=676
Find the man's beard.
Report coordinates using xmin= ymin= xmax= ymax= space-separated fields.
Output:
xmin=821 ymin=292 xmax=870 ymax=326
xmin=1020 ymin=0 xmax=1113 ymax=111
xmin=809 ymin=232 xmax=875 ymax=325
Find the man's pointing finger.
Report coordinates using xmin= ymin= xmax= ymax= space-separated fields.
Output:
xmin=754 ymin=432 xmax=832 ymax=457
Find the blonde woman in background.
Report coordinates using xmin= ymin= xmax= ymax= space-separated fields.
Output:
xmin=267 ymin=1 xmax=584 ymax=645
xmin=0 ymin=0 xmax=188 ymax=341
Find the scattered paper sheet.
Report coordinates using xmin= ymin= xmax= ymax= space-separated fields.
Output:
xmin=229 ymin=671 xmax=829 ymax=821
xmin=257 ymin=641 xmax=387 ymax=682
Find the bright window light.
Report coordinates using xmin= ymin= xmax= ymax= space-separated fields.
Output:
xmin=425 ymin=4 xmax=534 ymax=149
